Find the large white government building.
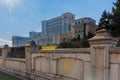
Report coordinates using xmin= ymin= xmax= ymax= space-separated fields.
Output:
xmin=39 ymin=12 xmax=75 ymax=45
xmin=12 ymin=12 xmax=97 ymax=47
xmin=42 ymin=12 xmax=75 ymax=36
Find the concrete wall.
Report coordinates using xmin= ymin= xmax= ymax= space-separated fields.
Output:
xmin=31 ymin=48 xmax=91 ymax=80
xmin=5 ymin=58 xmax=25 ymax=70
xmin=109 ymin=47 xmax=120 ymax=80
xmin=0 ymin=57 xmax=26 ymax=77
xmin=0 ymin=29 xmax=120 ymax=80
xmin=0 ymin=57 xmax=2 ymax=65
xmin=0 ymin=44 xmax=92 ymax=80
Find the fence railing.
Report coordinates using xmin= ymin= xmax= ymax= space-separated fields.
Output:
xmin=7 ymin=47 xmax=25 ymax=58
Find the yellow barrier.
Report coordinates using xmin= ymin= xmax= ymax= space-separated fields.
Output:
xmin=41 ymin=46 xmax=57 ymax=50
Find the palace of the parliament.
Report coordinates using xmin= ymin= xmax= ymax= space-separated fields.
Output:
xmin=12 ymin=12 xmax=97 ymax=47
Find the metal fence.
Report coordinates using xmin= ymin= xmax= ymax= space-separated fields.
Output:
xmin=7 ymin=47 xmax=25 ymax=58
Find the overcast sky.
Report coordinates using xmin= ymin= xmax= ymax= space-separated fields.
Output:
xmin=0 ymin=0 xmax=115 ymax=40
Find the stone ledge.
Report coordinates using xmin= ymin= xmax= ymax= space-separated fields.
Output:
xmin=31 ymin=48 xmax=90 ymax=54
xmin=109 ymin=47 xmax=120 ymax=53
xmin=6 ymin=58 xmax=25 ymax=62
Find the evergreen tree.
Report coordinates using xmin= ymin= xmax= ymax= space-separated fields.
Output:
xmin=77 ymin=34 xmax=80 ymax=40
xmin=110 ymin=0 xmax=120 ymax=36
xmin=71 ymin=34 xmax=80 ymax=42
xmin=97 ymin=10 xmax=111 ymax=31
xmin=87 ymin=31 xmax=94 ymax=39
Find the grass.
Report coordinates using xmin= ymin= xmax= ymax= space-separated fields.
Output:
xmin=0 ymin=71 xmax=22 ymax=80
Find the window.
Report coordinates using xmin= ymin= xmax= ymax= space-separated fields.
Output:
xmin=64 ymin=16 xmax=67 ymax=18
xmin=82 ymin=20 xmax=84 ymax=23
xmin=75 ymin=22 xmax=77 ymax=25
xmin=72 ymin=16 xmax=74 ymax=19
xmin=68 ymin=24 xmax=71 ymax=31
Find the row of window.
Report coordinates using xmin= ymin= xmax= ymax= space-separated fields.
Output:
xmin=47 ymin=21 xmax=62 ymax=26
xmin=47 ymin=17 xmax=62 ymax=23
xmin=75 ymin=20 xmax=84 ymax=25
xmin=75 ymin=20 xmax=95 ymax=25
xmin=75 ymin=28 xmax=87 ymax=33
xmin=47 ymin=25 xmax=62 ymax=30
xmin=46 ymin=29 xmax=62 ymax=36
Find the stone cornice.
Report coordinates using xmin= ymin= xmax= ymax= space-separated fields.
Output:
xmin=109 ymin=47 xmax=120 ymax=53
xmin=31 ymin=48 xmax=90 ymax=54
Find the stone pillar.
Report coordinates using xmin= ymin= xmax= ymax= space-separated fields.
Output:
xmin=25 ymin=41 xmax=38 ymax=78
xmin=2 ymin=45 xmax=9 ymax=68
xmin=88 ymin=29 xmax=118 ymax=80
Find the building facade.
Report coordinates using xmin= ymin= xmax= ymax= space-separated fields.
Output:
xmin=72 ymin=17 xmax=96 ymax=39
xmin=29 ymin=31 xmax=41 ymax=39
xmin=29 ymin=31 xmax=42 ymax=45
xmin=42 ymin=12 xmax=75 ymax=36
xmin=38 ymin=12 xmax=75 ymax=45
xmin=12 ymin=36 xmax=30 ymax=47
xmin=12 ymin=32 xmax=42 ymax=47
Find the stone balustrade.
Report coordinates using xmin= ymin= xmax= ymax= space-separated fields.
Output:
xmin=0 ymin=29 xmax=119 ymax=80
